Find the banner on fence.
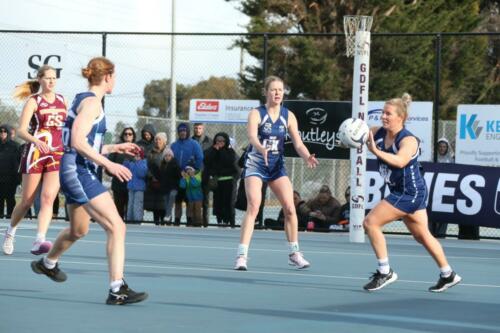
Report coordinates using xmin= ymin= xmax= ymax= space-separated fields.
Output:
xmin=283 ymin=100 xmax=351 ymax=159
xmin=189 ymin=99 xmax=259 ymax=123
xmin=366 ymin=160 xmax=500 ymax=228
xmin=455 ymin=104 xmax=500 ymax=167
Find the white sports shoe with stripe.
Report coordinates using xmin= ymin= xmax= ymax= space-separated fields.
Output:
xmin=288 ymin=252 xmax=310 ymax=269
xmin=2 ymin=232 xmax=14 ymax=255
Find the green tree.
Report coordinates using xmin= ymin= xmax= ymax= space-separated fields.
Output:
xmin=137 ymin=76 xmax=246 ymax=124
xmin=228 ymin=0 xmax=498 ymax=119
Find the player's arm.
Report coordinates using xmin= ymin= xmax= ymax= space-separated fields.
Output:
xmin=247 ymin=109 xmax=270 ymax=165
xmin=16 ymin=97 xmax=50 ymax=153
xmin=369 ymin=134 xmax=418 ymax=168
xmin=288 ymin=111 xmax=318 ymax=168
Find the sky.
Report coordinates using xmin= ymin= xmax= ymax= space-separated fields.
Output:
xmin=0 ymin=0 xmax=252 ymax=130
xmin=0 ymin=0 xmax=249 ymax=33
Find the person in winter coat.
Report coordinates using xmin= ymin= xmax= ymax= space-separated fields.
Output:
xmin=0 ymin=124 xmax=21 ymax=218
xmin=436 ymin=137 xmax=454 ymax=163
xmin=179 ymin=165 xmax=203 ymax=227
xmin=203 ymin=132 xmax=239 ymax=227
xmin=170 ymin=123 xmax=203 ymax=226
xmin=124 ymin=148 xmax=148 ymax=223
xmin=136 ymin=124 xmax=156 ymax=156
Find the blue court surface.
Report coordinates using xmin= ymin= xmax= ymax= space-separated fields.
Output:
xmin=0 ymin=220 xmax=499 ymax=333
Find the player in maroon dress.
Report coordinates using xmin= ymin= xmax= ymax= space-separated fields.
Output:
xmin=2 ymin=65 xmax=68 ymax=255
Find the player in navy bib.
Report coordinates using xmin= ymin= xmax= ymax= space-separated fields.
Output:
xmin=363 ymin=93 xmax=461 ymax=293
xmin=234 ymin=76 xmax=318 ymax=271
xmin=30 ymin=57 xmax=148 ymax=305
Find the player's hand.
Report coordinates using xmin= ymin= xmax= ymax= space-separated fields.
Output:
xmin=258 ymin=146 xmax=270 ymax=166
xmin=115 ymin=142 xmax=140 ymax=156
xmin=34 ymin=139 xmax=50 ymax=154
xmin=305 ymin=154 xmax=318 ymax=169
xmin=105 ymin=162 xmax=132 ymax=182
xmin=366 ymin=131 xmax=377 ymax=154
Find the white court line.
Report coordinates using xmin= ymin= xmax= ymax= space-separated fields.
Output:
xmin=3 ymin=231 xmax=500 ymax=261
xmin=1 ymin=256 xmax=499 ymax=289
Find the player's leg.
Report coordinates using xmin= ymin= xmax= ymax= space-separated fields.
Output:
xmin=83 ymin=191 xmax=148 ymax=304
xmin=234 ymin=176 xmax=262 ymax=270
xmin=403 ymin=210 xmax=461 ymax=292
xmin=268 ymin=176 xmax=310 ymax=269
xmin=3 ymin=173 xmax=41 ymax=255
xmin=31 ymin=203 xmax=90 ymax=282
xmin=362 ymin=200 xmax=404 ymax=291
xmin=31 ymin=171 xmax=60 ymax=254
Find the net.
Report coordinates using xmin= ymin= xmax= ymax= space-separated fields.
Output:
xmin=343 ymin=15 xmax=373 ymax=57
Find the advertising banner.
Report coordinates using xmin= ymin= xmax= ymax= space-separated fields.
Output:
xmin=366 ymin=160 xmax=500 ymax=228
xmin=189 ymin=99 xmax=259 ymax=123
xmin=455 ymin=105 xmax=500 ymax=166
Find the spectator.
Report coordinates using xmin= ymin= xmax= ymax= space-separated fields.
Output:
xmin=171 ymin=123 xmax=203 ymax=226
xmin=144 ymin=132 xmax=168 ymax=225
xmin=0 ymin=124 xmax=21 ymax=219
xmin=336 ymin=186 xmax=351 ymax=231
xmin=152 ymin=148 xmax=181 ymax=225
xmin=180 ymin=165 xmax=203 ymax=227
xmin=436 ymin=137 xmax=454 ymax=163
xmin=136 ymin=124 xmax=156 ymax=156
xmin=124 ymin=148 xmax=148 ymax=223
xmin=264 ymin=191 xmax=308 ymax=230
xmin=303 ymin=185 xmax=341 ymax=232
xmin=204 ymin=132 xmax=239 ymax=227
xmin=192 ymin=122 xmax=213 ymax=227
xmin=107 ymin=127 xmax=136 ymax=219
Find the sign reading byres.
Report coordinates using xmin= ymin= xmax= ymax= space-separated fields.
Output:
xmin=366 ymin=160 xmax=500 ymax=228
xmin=283 ymin=101 xmax=351 ymax=159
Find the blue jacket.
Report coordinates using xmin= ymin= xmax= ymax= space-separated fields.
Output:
xmin=124 ymin=159 xmax=148 ymax=191
xmin=171 ymin=138 xmax=204 ymax=170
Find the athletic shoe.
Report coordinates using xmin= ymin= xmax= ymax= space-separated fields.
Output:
xmin=363 ymin=269 xmax=398 ymax=291
xmin=429 ymin=271 xmax=462 ymax=292
xmin=288 ymin=252 xmax=310 ymax=269
xmin=234 ymin=256 xmax=248 ymax=271
xmin=2 ymin=232 xmax=14 ymax=255
xmin=31 ymin=258 xmax=67 ymax=282
xmin=106 ymin=282 xmax=148 ymax=305
xmin=30 ymin=240 xmax=53 ymax=255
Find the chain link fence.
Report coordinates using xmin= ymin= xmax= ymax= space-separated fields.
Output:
xmin=0 ymin=30 xmax=498 ymax=238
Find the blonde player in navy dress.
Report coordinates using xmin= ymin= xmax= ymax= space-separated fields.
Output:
xmin=363 ymin=93 xmax=461 ymax=292
xmin=3 ymin=65 xmax=67 ymax=256
xmin=234 ymin=76 xmax=318 ymax=271
xmin=30 ymin=57 xmax=148 ymax=305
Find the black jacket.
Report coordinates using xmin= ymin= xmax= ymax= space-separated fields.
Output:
xmin=0 ymin=125 xmax=21 ymax=185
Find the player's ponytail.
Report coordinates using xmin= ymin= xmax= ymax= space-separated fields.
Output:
xmin=12 ymin=65 xmax=55 ymax=101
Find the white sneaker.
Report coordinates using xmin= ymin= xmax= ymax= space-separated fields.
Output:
xmin=30 ymin=240 xmax=52 ymax=255
xmin=3 ymin=232 xmax=14 ymax=255
xmin=288 ymin=252 xmax=310 ymax=269
xmin=234 ymin=256 xmax=248 ymax=271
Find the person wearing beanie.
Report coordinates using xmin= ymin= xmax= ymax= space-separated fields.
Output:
xmin=170 ymin=123 xmax=203 ymax=226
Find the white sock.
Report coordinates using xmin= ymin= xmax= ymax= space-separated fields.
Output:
xmin=7 ymin=225 xmax=17 ymax=237
xmin=43 ymin=257 xmax=57 ymax=269
xmin=440 ymin=265 xmax=452 ymax=278
xmin=36 ymin=233 xmax=46 ymax=243
xmin=288 ymin=242 xmax=300 ymax=254
xmin=110 ymin=279 xmax=124 ymax=292
xmin=377 ymin=258 xmax=390 ymax=275
xmin=237 ymin=244 xmax=248 ymax=257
